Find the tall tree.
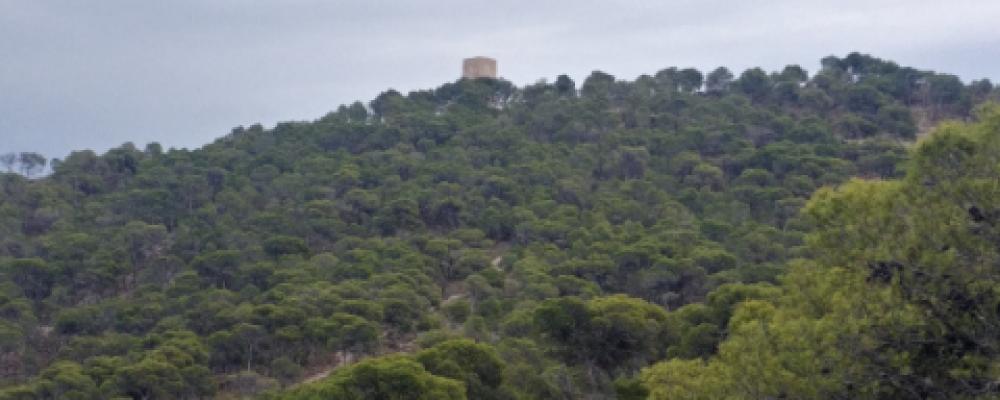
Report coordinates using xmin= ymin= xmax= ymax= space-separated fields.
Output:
xmin=705 ymin=67 xmax=733 ymax=93
xmin=17 ymin=152 xmax=46 ymax=177
xmin=0 ymin=152 xmax=16 ymax=172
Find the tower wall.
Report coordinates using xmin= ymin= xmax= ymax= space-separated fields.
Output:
xmin=462 ymin=57 xmax=498 ymax=79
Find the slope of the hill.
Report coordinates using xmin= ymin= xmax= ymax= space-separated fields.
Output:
xmin=0 ymin=52 xmax=995 ymax=399
xmin=642 ymin=104 xmax=1000 ymax=400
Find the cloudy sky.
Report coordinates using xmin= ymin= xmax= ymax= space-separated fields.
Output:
xmin=2 ymin=0 xmax=999 ymax=159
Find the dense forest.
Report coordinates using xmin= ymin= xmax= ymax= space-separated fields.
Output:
xmin=0 ymin=52 xmax=998 ymax=399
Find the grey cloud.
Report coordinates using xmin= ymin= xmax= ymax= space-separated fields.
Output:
xmin=1 ymin=0 xmax=997 ymax=159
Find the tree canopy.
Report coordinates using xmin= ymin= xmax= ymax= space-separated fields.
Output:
xmin=0 ymin=52 xmax=997 ymax=398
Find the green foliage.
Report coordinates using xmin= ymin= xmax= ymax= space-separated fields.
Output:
xmin=0 ymin=53 xmax=992 ymax=398
xmin=263 ymin=236 xmax=309 ymax=258
xmin=416 ymin=339 xmax=511 ymax=400
xmin=441 ymin=299 xmax=471 ymax=323
xmin=534 ymin=295 xmax=669 ymax=371
xmin=279 ymin=356 xmax=465 ymax=400
xmin=643 ymin=105 xmax=1000 ymax=399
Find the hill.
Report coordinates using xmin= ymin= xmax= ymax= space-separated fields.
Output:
xmin=0 ymin=52 xmax=997 ymax=399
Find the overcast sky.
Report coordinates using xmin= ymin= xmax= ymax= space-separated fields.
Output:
xmin=2 ymin=0 xmax=999 ymax=159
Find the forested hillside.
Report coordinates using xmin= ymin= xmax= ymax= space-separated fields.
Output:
xmin=0 ymin=53 xmax=996 ymax=399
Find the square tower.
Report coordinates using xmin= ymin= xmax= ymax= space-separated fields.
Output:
xmin=462 ymin=57 xmax=498 ymax=79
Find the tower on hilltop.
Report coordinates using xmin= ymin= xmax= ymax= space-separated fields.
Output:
xmin=462 ymin=57 xmax=498 ymax=79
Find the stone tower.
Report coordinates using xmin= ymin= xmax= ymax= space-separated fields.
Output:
xmin=462 ymin=57 xmax=498 ymax=79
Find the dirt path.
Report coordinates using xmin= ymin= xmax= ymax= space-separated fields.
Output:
xmin=294 ymin=335 xmax=417 ymax=387
xmin=301 ymin=368 xmax=332 ymax=384
xmin=488 ymin=241 xmax=510 ymax=269
xmin=298 ymin=351 xmax=352 ymax=385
